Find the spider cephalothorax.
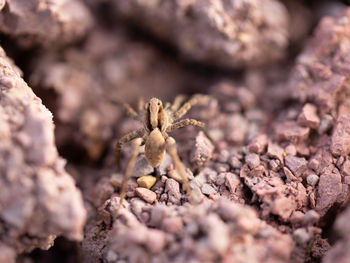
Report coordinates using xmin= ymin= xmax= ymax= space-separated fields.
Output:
xmin=116 ymin=95 xmax=210 ymax=208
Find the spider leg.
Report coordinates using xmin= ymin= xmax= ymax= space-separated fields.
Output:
xmin=122 ymin=103 xmax=140 ymax=121
xmin=166 ymin=118 xmax=204 ymax=132
xmin=138 ymin=97 xmax=145 ymax=112
xmin=173 ymin=94 xmax=210 ymax=120
xmin=117 ymin=137 xmax=143 ymax=212
xmin=170 ymin=94 xmax=187 ymax=112
xmin=166 ymin=137 xmax=193 ymax=203
xmin=116 ymin=128 xmax=145 ymax=168
xmin=164 ymin=102 xmax=171 ymax=110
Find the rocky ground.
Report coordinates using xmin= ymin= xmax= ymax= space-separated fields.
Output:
xmin=0 ymin=0 xmax=350 ymax=262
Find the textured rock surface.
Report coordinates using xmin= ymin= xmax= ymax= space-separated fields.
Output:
xmin=288 ymin=8 xmax=350 ymax=116
xmin=0 ymin=46 xmax=86 ymax=254
xmin=113 ymin=0 xmax=289 ymax=68
xmin=84 ymin=197 xmax=294 ymax=263
xmin=323 ymin=204 xmax=350 ymax=263
xmin=0 ymin=0 xmax=92 ymax=47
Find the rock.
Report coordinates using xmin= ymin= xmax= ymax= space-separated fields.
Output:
xmin=297 ymin=103 xmax=320 ymax=129
xmin=112 ymin=0 xmax=289 ymax=68
xmin=275 ymin=121 xmax=310 ymax=144
xmin=0 ymin=0 xmax=92 ymax=47
xmin=267 ymin=142 xmax=285 ymax=164
xmin=271 ymin=196 xmax=297 ymax=221
xmin=290 ymin=211 xmax=304 ymax=225
xmin=318 ymin=115 xmax=333 ymax=135
xmin=245 ymin=153 xmax=260 ymax=169
xmin=229 ymin=155 xmax=242 ymax=169
xmin=201 ymin=214 xmax=229 ymax=254
xmin=284 ymin=155 xmax=308 ymax=177
xmin=237 ymin=87 xmax=256 ymax=110
xmin=331 ymin=115 xmax=350 ymax=156
xmin=0 ymin=46 xmax=86 ymax=254
xmin=283 ymin=167 xmax=298 ymax=182
xmin=161 ymin=217 xmax=183 ymax=234
xmin=190 ymin=131 xmax=214 ymax=170
xmin=269 ymin=159 xmax=281 ymax=172
xmin=303 ymin=210 xmax=320 ymax=225
xmin=316 ymin=173 xmax=342 ymax=216
xmin=137 ymin=175 xmax=157 ymax=189
xmin=342 ymin=159 xmax=350 ymax=177
xmin=135 ymin=188 xmax=157 ymax=204
xmin=323 ymin=204 xmax=350 ymax=263
xmin=146 ymin=229 xmax=166 ymax=253
xmin=165 ymin=179 xmax=181 ymax=205
xmin=216 ymin=173 xmax=226 ymax=186
xmin=0 ymin=243 xmax=15 ymax=263
xmin=201 ymin=184 xmax=216 ymax=195
xmin=306 ymin=174 xmax=319 ymax=187
xmin=226 ymin=114 xmax=249 ymax=144
xmin=218 ymin=149 xmax=230 ymax=163
xmin=287 ymin=8 xmax=350 ymax=114
xmin=132 ymin=155 xmax=154 ymax=178
xmin=248 ymin=134 xmax=268 ymax=154
xmin=293 ymin=228 xmax=311 ymax=245
xmin=190 ymin=168 xmax=213 ymax=188
xmin=89 ymin=177 xmax=115 ymax=207
xmin=285 ymin=144 xmax=297 ymax=156
xmin=225 ymin=173 xmax=241 ymax=194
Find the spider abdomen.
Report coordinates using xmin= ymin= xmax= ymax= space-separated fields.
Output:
xmin=145 ymin=128 xmax=165 ymax=167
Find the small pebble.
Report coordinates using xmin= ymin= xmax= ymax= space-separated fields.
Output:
xmin=106 ymin=250 xmax=118 ymax=262
xmin=285 ymin=144 xmax=297 ymax=156
xmin=306 ymin=174 xmax=319 ymax=187
xmin=201 ymin=183 xmax=216 ymax=195
xmin=137 ymin=175 xmax=157 ymax=189
xmin=269 ymin=159 xmax=280 ymax=171
xmin=318 ymin=114 xmax=333 ymax=134
xmin=245 ymin=153 xmax=260 ymax=169
xmin=293 ymin=228 xmax=311 ymax=245
xmin=248 ymin=134 xmax=267 ymax=154
xmin=216 ymin=173 xmax=226 ymax=185
xmin=225 ymin=173 xmax=240 ymax=193
xmin=303 ymin=210 xmax=320 ymax=225
xmin=162 ymin=217 xmax=183 ymax=233
xmin=215 ymin=163 xmax=230 ymax=172
xmin=229 ymin=155 xmax=242 ymax=169
xmin=165 ymin=178 xmax=181 ymax=205
xmin=218 ymin=149 xmax=230 ymax=163
xmin=284 ymin=155 xmax=308 ymax=177
xmin=297 ymin=103 xmax=320 ymax=129
xmin=146 ymin=229 xmax=166 ymax=253
xmin=135 ymin=187 xmax=157 ymax=204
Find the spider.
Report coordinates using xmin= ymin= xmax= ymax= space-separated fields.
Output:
xmin=116 ymin=94 xmax=210 ymax=208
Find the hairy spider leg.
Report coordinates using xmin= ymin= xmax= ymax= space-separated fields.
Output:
xmin=117 ymin=137 xmax=143 ymax=212
xmin=173 ymin=95 xmax=210 ymax=120
xmin=166 ymin=137 xmax=193 ymax=203
xmin=122 ymin=103 xmax=140 ymax=121
xmin=138 ymin=97 xmax=145 ymax=112
xmin=166 ymin=118 xmax=204 ymax=132
xmin=115 ymin=128 xmax=144 ymax=168
xmin=170 ymin=94 xmax=187 ymax=112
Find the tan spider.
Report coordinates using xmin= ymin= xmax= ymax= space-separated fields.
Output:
xmin=116 ymin=94 xmax=210 ymax=208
